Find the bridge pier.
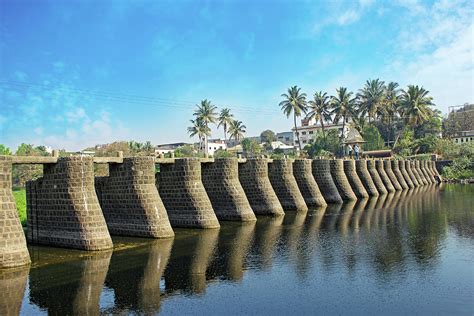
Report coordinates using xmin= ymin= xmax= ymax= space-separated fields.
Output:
xmin=355 ymin=160 xmax=379 ymax=196
xmin=26 ymin=157 xmax=113 ymax=250
xmin=398 ymin=160 xmax=415 ymax=189
xmin=429 ymin=161 xmax=442 ymax=182
xmin=375 ymin=160 xmax=396 ymax=193
xmin=268 ymin=159 xmax=308 ymax=212
xmin=367 ymin=160 xmax=388 ymax=195
xmin=406 ymin=161 xmax=421 ymax=187
xmin=0 ymin=156 xmax=31 ymax=268
xmin=414 ymin=161 xmax=428 ymax=185
xmin=421 ymin=161 xmax=435 ymax=184
xmin=343 ymin=160 xmax=369 ymax=198
xmin=383 ymin=160 xmax=402 ymax=191
xmin=312 ymin=159 xmax=343 ymax=204
xmin=201 ymin=158 xmax=256 ymax=221
xmin=238 ymin=158 xmax=284 ymax=216
xmin=329 ymin=159 xmax=357 ymax=201
xmin=156 ymin=158 xmax=220 ymax=228
xmin=95 ymin=157 xmax=174 ymax=238
xmin=292 ymin=159 xmax=326 ymax=207
xmin=391 ymin=160 xmax=409 ymax=190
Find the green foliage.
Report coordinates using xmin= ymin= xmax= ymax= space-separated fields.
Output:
xmin=13 ymin=189 xmax=27 ymax=227
xmin=213 ymin=149 xmax=234 ymax=158
xmin=174 ymin=144 xmax=198 ymax=158
xmin=412 ymin=134 xmax=438 ymax=154
xmin=442 ymin=157 xmax=474 ymax=180
xmin=305 ymin=130 xmax=339 ymax=158
xmin=260 ymin=130 xmax=276 ymax=144
xmin=241 ymin=138 xmax=261 ymax=157
xmin=0 ymin=144 xmax=12 ymax=155
xmin=362 ymin=125 xmax=386 ymax=151
xmin=394 ymin=128 xmax=415 ymax=156
xmin=13 ymin=143 xmax=49 ymax=187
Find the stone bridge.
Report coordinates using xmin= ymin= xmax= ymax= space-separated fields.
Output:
xmin=0 ymin=152 xmax=441 ymax=268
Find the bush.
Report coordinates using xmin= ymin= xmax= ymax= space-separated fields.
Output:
xmin=363 ymin=125 xmax=386 ymax=151
xmin=442 ymin=157 xmax=474 ymax=180
xmin=13 ymin=189 xmax=27 ymax=227
xmin=305 ymin=130 xmax=340 ymax=158
xmin=214 ymin=149 xmax=234 ymax=158
xmin=174 ymin=144 xmax=198 ymax=157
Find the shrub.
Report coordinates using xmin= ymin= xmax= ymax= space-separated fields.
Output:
xmin=442 ymin=157 xmax=474 ymax=180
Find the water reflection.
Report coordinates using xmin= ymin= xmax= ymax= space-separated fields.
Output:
xmin=5 ymin=184 xmax=474 ymax=314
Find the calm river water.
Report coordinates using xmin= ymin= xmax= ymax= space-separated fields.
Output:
xmin=2 ymin=184 xmax=473 ymax=315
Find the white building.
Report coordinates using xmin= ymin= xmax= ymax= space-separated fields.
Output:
xmin=205 ymin=139 xmax=227 ymax=156
xmin=291 ymin=117 xmax=350 ymax=147
xmin=453 ymin=130 xmax=474 ymax=144
xmin=276 ymin=131 xmax=294 ymax=146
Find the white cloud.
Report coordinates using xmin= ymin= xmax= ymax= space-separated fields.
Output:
xmin=337 ymin=10 xmax=360 ymax=25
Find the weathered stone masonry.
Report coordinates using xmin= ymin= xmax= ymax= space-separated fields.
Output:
xmin=355 ymin=159 xmax=379 ymax=196
xmin=398 ymin=160 xmax=415 ymax=189
xmin=292 ymin=159 xmax=327 ymax=207
xmin=95 ymin=157 xmax=174 ymax=238
xmin=343 ymin=160 xmax=369 ymax=198
xmin=0 ymin=156 xmax=30 ymax=268
xmin=367 ymin=160 xmax=388 ymax=195
xmin=391 ymin=160 xmax=409 ymax=190
xmin=268 ymin=159 xmax=308 ymax=212
xmin=405 ymin=160 xmax=420 ymax=187
xmin=156 ymin=158 xmax=220 ymax=228
xmin=330 ymin=159 xmax=357 ymax=201
xmin=375 ymin=160 xmax=395 ymax=193
xmin=26 ymin=157 xmax=113 ymax=250
xmin=201 ymin=158 xmax=256 ymax=221
xmin=413 ymin=160 xmax=428 ymax=185
xmin=238 ymin=158 xmax=284 ymax=216
xmin=312 ymin=159 xmax=343 ymax=204
xmin=383 ymin=160 xmax=402 ymax=191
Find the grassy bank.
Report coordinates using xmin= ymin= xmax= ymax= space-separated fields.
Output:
xmin=13 ymin=188 xmax=27 ymax=227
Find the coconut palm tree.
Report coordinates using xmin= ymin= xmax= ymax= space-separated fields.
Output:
xmin=279 ymin=86 xmax=308 ymax=151
xmin=331 ymin=87 xmax=357 ymax=143
xmin=228 ymin=120 xmax=246 ymax=142
xmin=217 ymin=108 xmax=234 ymax=147
xmin=193 ymin=99 xmax=217 ymax=155
xmin=357 ymin=79 xmax=385 ymax=124
xmin=398 ymin=85 xmax=434 ymax=128
xmin=307 ymin=91 xmax=332 ymax=137
xmin=381 ymin=82 xmax=401 ymax=147
xmin=188 ymin=118 xmax=211 ymax=153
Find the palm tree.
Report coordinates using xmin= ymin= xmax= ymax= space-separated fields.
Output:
xmin=307 ymin=91 xmax=331 ymax=137
xmin=398 ymin=85 xmax=434 ymax=128
xmin=228 ymin=120 xmax=246 ymax=142
xmin=357 ymin=79 xmax=385 ymax=124
xmin=217 ymin=108 xmax=233 ymax=147
xmin=193 ymin=99 xmax=217 ymax=155
xmin=381 ymin=82 xmax=401 ymax=147
xmin=143 ymin=141 xmax=153 ymax=153
xmin=188 ymin=118 xmax=211 ymax=153
xmin=279 ymin=86 xmax=308 ymax=151
xmin=331 ymin=87 xmax=357 ymax=144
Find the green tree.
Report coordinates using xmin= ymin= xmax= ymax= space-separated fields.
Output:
xmin=304 ymin=130 xmax=340 ymax=158
xmin=217 ymin=108 xmax=234 ymax=146
xmin=381 ymin=82 xmax=401 ymax=147
xmin=331 ymin=87 xmax=357 ymax=144
xmin=228 ymin=120 xmax=246 ymax=142
xmin=260 ymin=130 xmax=276 ymax=144
xmin=174 ymin=144 xmax=198 ymax=157
xmin=279 ymin=86 xmax=308 ymax=151
xmin=241 ymin=138 xmax=261 ymax=158
xmin=362 ymin=125 xmax=386 ymax=151
xmin=399 ymin=85 xmax=434 ymax=128
xmin=188 ymin=118 xmax=211 ymax=153
xmin=0 ymin=144 xmax=12 ymax=155
xmin=357 ymin=79 xmax=385 ymax=123
xmin=307 ymin=91 xmax=331 ymax=136
xmin=193 ymin=99 xmax=218 ymax=155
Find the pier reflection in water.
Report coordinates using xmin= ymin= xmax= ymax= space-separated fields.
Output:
xmin=4 ymin=184 xmax=473 ymax=315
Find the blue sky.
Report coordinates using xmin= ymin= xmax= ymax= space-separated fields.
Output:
xmin=0 ymin=0 xmax=472 ymax=150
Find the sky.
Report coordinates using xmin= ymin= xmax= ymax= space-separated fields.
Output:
xmin=0 ymin=0 xmax=473 ymax=151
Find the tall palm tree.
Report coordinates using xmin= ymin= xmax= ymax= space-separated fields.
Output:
xmin=307 ymin=91 xmax=331 ymax=137
xmin=331 ymin=87 xmax=357 ymax=143
xmin=357 ymin=79 xmax=385 ymax=124
xmin=381 ymin=82 xmax=401 ymax=147
xmin=279 ymin=86 xmax=308 ymax=151
xmin=188 ymin=118 xmax=211 ymax=153
xmin=217 ymin=108 xmax=234 ymax=147
xmin=398 ymin=85 xmax=434 ymax=128
xmin=193 ymin=99 xmax=217 ymax=155
xmin=228 ymin=120 xmax=246 ymax=142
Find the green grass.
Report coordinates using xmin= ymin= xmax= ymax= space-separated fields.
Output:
xmin=13 ymin=188 xmax=27 ymax=227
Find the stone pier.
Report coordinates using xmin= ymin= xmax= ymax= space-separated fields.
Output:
xmin=156 ymin=158 xmax=220 ymax=228
xmin=391 ymin=160 xmax=409 ymax=190
xmin=329 ymin=159 xmax=357 ymax=201
xmin=292 ymin=159 xmax=327 ymax=207
xmin=383 ymin=160 xmax=402 ymax=191
xmin=26 ymin=157 xmax=113 ymax=250
xmin=429 ymin=161 xmax=442 ymax=182
xmin=367 ymin=160 xmax=388 ymax=195
xmin=406 ymin=160 xmax=421 ymax=187
xmin=398 ymin=160 xmax=415 ymax=189
xmin=0 ymin=266 xmax=29 ymax=315
xmin=414 ymin=161 xmax=428 ymax=185
xmin=0 ymin=156 xmax=31 ymax=269
xmin=423 ymin=161 xmax=436 ymax=182
xmin=343 ymin=160 xmax=369 ymax=198
xmin=375 ymin=160 xmax=396 ymax=193
xmin=238 ymin=158 xmax=284 ymax=216
xmin=268 ymin=159 xmax=308 ymax=212
xmin=355 ymin=160 xmax=379 ymax=196
xmin=421 ymin=161 xmax=434 ymax=184
xmin=95 ymin=157 xmax=174 ymax=238
xmin=312 ymin=160 xmax=343 ymax=204
xmin=201 ymin=158 xmax=256 ymax=221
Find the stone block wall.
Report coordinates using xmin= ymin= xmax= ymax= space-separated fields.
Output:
xmin=405 ymin=160 xmax=420 ymax=187
xmin=414 ymin=161 xmax=428 ymax=185
xmin=398 ymin=160 xmax=415 ymax=189
xmin=292 ymin=159 xmax=326 ymax=207
xmin=391 ymin=160 xmax=409 ymax=190
xmin=0 ymin=266 xmax=29 ymax=315
xmin=420 ymin=161 xmax=434 ymax=184
xmin=26 ymin=157 xmax=113 ymax=250
xmin=429 ymin=161 xmax=442 ymax=182
xmin=156 ymin=158 xmax=220 ymax=228
xmin=343 ymin=160 xmax=369 ymax=198
xmin=375 ymin=160 xmax=396 ymax=193
xmin=383 ymin=160 xmax=402 ymax=191
xmin=268 ymin=159 xmax=308 ymax=212
xmin=423 ymin=161 xmax=436 ymax=182
xmin=329 ymin=159 xmax=357 ymax=201
xmin=355 ymin=160 xmax=379 ymax=196
xmin=238 ymin=158 xmax=284 ymax=216
xmin=312 ymin=159 xmax=342 ymax=204
xmin=201 ymin=158 xmax=256 ymax=221
xmin=367 ymin=160 xmax=388 ymax=195
xmin=0 ymin=156 xmax=31 ymax=268
xmin=95 ymin=157 xmax=174 ymax=238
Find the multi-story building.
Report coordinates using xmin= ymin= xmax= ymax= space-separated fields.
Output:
xmin=291 ymin=117 xmax=350 ymax=147
xmin=452 ymin=130 xmax=474 ymax=144
xmin=276 ymin=131 xmax=294 ymax=146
